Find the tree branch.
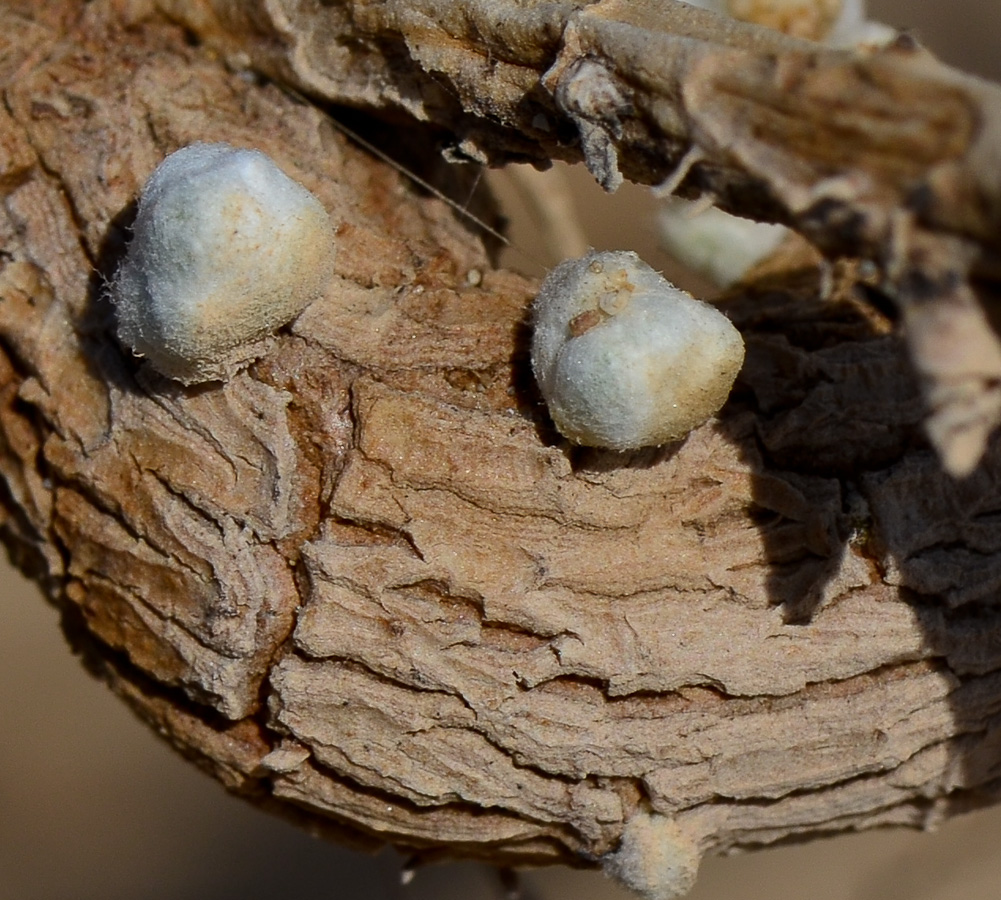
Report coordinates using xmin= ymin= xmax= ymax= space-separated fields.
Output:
xmin=3 ymin=2 xmax=1001 ymax=897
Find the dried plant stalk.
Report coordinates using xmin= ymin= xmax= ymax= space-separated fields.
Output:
xmin=3 ymin=1 xmax=1001 ymax=896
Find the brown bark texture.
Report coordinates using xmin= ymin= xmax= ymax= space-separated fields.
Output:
xmin=3 ymin=0 xmax=1001 ymax=896
xmin=155 ymin=0 xmax=1001 ymax=477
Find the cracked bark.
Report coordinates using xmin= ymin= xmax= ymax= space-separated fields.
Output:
xmin=4 ymin=0 xmax=1001 ymax=892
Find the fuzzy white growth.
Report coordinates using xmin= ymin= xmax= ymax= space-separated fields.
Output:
xmin=112 ymin=142 xmax=335 ymax=383
xmin=657 ymin=201 xmax=787 ymax=288
xmin=531 ymin=250 xmax=744 ymax=449
xmin=603 ymin=812 xmax=701 ymax=900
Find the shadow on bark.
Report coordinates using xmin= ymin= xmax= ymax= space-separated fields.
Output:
xmin=722 ymin=263 xmax=1001 ymax=815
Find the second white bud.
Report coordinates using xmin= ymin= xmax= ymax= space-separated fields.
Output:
xmin=531 ymin=250 xmax=744 ymax=449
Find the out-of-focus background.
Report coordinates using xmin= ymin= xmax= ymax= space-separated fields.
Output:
xmin=3 ymin=3 xmax=999 ymax=899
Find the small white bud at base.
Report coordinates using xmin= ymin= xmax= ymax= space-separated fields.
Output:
xmin=531 ymin=250 xmax=745 ymax=450
xmin=112 ymin=142 xmax=336 ymax=383
xmin=603 ymin=812 xmax=701 ymax=900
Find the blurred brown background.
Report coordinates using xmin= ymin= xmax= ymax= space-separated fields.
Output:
xmin=3 ymin=3 xmax=1000 ymax=899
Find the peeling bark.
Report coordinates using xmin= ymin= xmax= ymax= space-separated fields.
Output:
xmin=4 ymin=1 xmax=1001 ymax=894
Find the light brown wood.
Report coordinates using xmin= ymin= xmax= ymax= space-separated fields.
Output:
xmin=3 ymin=2 xmax=1001 ymax=896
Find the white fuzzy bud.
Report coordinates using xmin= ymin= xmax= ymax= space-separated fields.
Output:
xmin=657 ymin=200 xmax=788 ymax=288
xmin=603 ymin=812 xmax=701 ymax=900
xmin=531 ymin=250 xmax=744 ymax=449
xmin=112 ymin=142 xmax=336 ymax=383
